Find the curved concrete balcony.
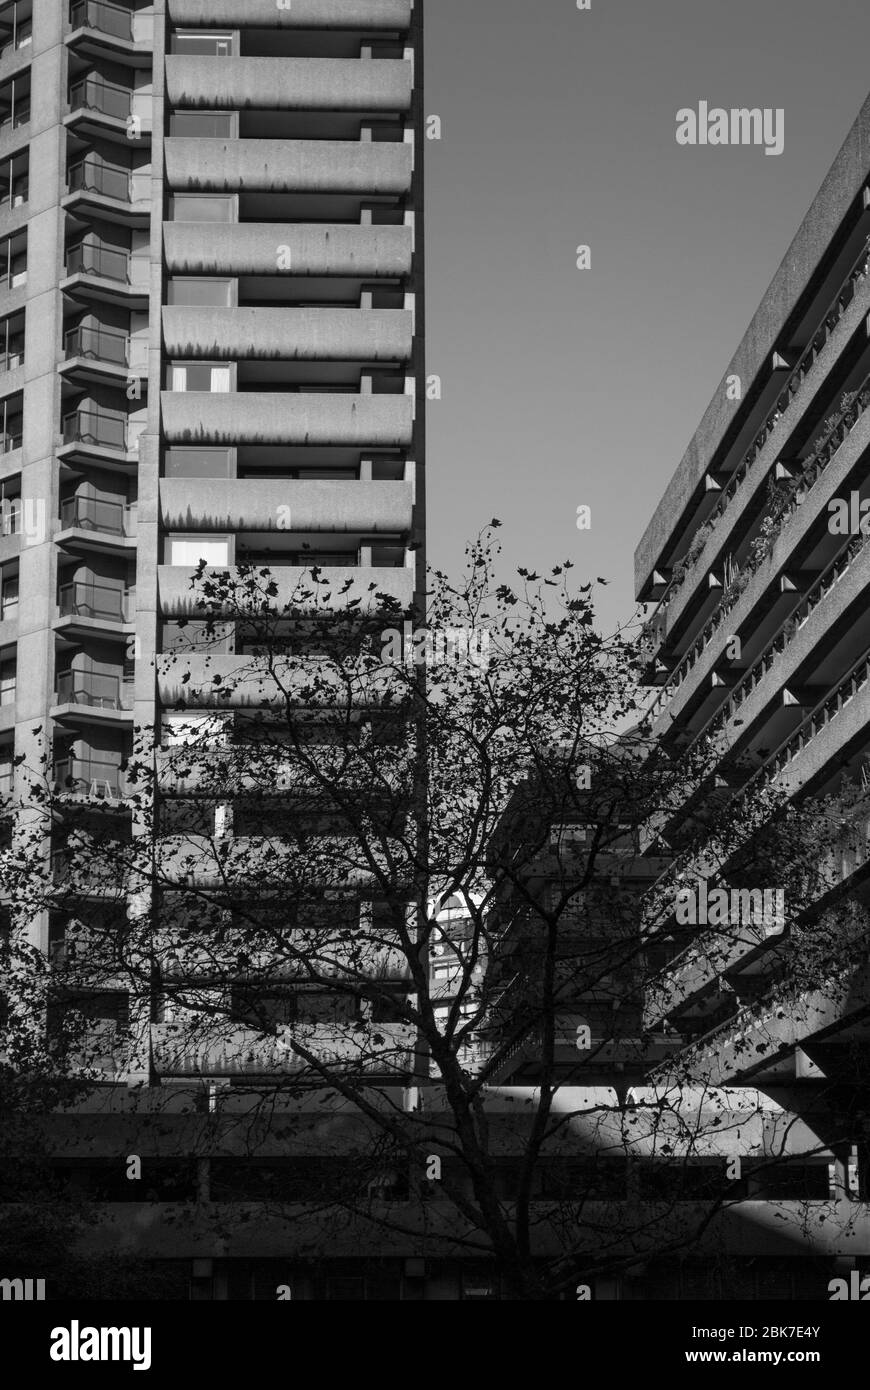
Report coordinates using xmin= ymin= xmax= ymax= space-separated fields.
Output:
xmin=154 ymin=745 xmax=407 ymax=803
xmin=159 ymin=477 xmax=413 ymax=533
xmin=157 ymin=834 xmax=398 ymax=890
xmin=151 ymin=1020 xmax=415 ymax=1078
xmin=162 ymin=306 xmax=413 ymax=362
xmin=157 ymin=651 xmax=407 ymax=709
xmin=164 ymin=222 xmax=413 ymax=278
xmin=164 ymin=137 xmax=412 ymax=195
xmin=158 ymin=563 xmax=413 ymax=616
xmin=167 ymin=0 xmax=413 ymax=26
xmin=161 ymin=390 xmax=413 ymax=447
xmin=160 ymin=939 xmax=413 ymax=984
xmin=166 ymin=56 xmax=413 ymax=112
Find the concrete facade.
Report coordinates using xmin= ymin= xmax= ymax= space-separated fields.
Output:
xmin=2 ymin=0 xmax=429 ymax=1301
xmin=634 ymin=94 xmax=870 ymax=1296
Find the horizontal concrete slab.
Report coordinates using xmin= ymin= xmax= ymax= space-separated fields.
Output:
xmin=163 ymin=221 xmax=413 ymax=277
xmin=161 ymin=390 xmax=414 ymax=446
xmin=157 ymin=563 xmax=414 ymax=616
xmin=165 ymin=56 xmax=413 ymax=111
xmin=159 ymin=476 xmax=414 ymax=532
xmin=162 ymin=305 xmax=413 ymax=361
xmin=167 ymin=0 xmax=413 ymax=27
xmin=165 ymin=137 xmax=413 ymax=194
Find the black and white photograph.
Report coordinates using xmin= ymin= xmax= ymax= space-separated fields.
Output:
xmin=2 ymin=0 xmax=870 ymax=1364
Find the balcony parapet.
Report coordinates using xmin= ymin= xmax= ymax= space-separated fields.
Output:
xmin=164 ymin=222 xmax=413 ymax=278
xmin=167 ymin=0 xmax=413 ymax=27
xmin=159 ymin=476 xmax=413 ymax=533
xmin=165 ymin=56 xmax=413 ymax=112
xmin=688 ymin=535 xmax=870 ymax=757
xmin=162 ymin=306 xmax=413 ymax=363
xmin=158 ymin=563 xmax=413 ymax=618
xmin=650 ymin=962 xmax=870 ymax=1087
xmin=151 ymin=1021 xmax=416 ymax=1077
xmin=650 ymin=373 xmax=870 ymax=727
xmin=156 ymin=651 xmax=408 ymax=710
xmin=161 ymin=390 xmax=414 ymax=447
xmin=648 ymin=268 xmax=870 ymax=670
xmin=157 ymin=833 xmax=405 ymax=891
xmin=164 ymin=137 xmax=413 ymax=195
xmin=645 ymin=234 xmax=870 ymax=622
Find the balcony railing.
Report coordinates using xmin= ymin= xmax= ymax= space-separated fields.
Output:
xmin=63 ymin=408 xmax=127 ymax=452
xmin=60 ymin=495 xmax=134 ymax=537
xmin=0 ymin=178 xmax=27 ymax=213
xmin=654 ymin=234 xmax=870 ymax=623
xmin=70 ymin=0 xmax=134 ymax=42
xmin=66 ymin=242 xmax=131 ymax=285
xmin=650 ymin=367 xmax=870 ymax=720
xmin=56 ymin=670 xmax=133 ymax=711
xmin=760 ymin=645 xmax=870 ymax=787
xmin=692 ymin=529 xmax=870 ymax=755
xmin=68 ymin=159 xmax=131 ymax=203
xmin=0 ymin=102 xmax=29 ymax=135
xmin=64 ymin=323 xmax=130 ymax=368
xmin=58 ymin=580 xmax=133 ymax=624
xmin=53 ymin=758 xmax=127 ymax=799
xmin=0 ymin=345 xmax=22 ymax=374
xmin=69 ymin=77 xmax=132 ymax=122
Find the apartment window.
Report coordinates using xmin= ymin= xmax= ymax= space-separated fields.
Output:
xmin=0 ymin=2 xmax=33 ymax=58
xmin=0 ymin=149 xmax=28 ymax=212
xmin=1 ymin=570 xmax=17 ymax=619
xmin=0 ymin=72 xmax=29 ymax=134
xmin=0 ymin=654 xmax=15 ymax=706
xmin=166 ymin=278 xmax=233 ymax=308
xmin=168 ymin=111 xmax=233 ymax=138
xmin=169 ymin=362 xmax=231 ymax=392
xmin=164 ymin=447 xmax=232 ymax=479
xmin=167 ymin=536 xmax=229 ymax=568
xmin=550 ymin=824 xmax=589 ymax=849
xmin=171 ymin=31 xmax=233 ymax=57
xmin=169 ymin=194 xmax=234 ymax=223
xmin=433 ymin=962 xmax=458 ymax=982
xmin=0 ymin=393 xmax=22 ymax=452
xmin=0 ymin=478 xmax=19 ymax=535
xmin=0 ymin=742 xmax=12 ymax=794
xmin=231 ymin=988 xmax=298 ymax=1029
xmin=161 ymin=712 xmax=230 ymax=748
xmin=0 ymin=230 xmax=26 ymax=290
xmin=0 ymin=311 xmax=23 ymax=374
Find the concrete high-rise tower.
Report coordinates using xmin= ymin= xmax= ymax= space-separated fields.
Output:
xmin=2 ymin=0 xmax=425 ymax=1300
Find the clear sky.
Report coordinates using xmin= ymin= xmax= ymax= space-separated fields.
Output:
xmin=425 ymin=0 xmax=870 ymax=635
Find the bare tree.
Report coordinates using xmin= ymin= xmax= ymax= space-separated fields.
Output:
xmin=1 ymin=526 xmax=864 ymax=1300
